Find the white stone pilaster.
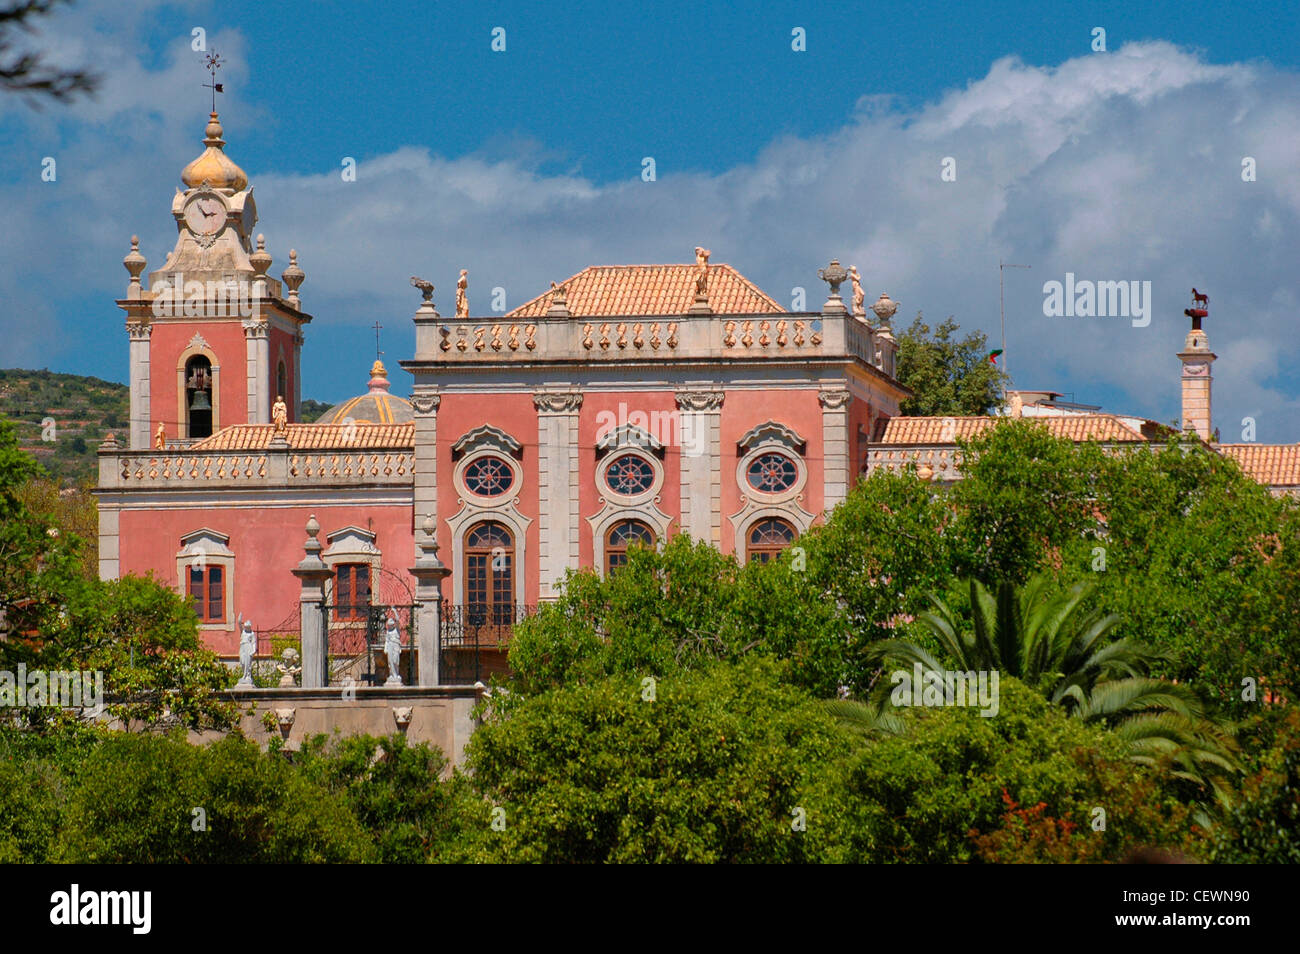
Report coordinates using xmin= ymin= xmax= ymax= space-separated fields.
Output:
xmin=411 ymin=391 xmax=441 ymax=561
xmin=97 ymin=504 xmax=120 ymax=581
xmin=128 ymin=323 xmax=152 ymax=450
xmin=293 ymin=332 xmax=303 ymax=420
xmin=819 ymin=387 xmax=852 ymax=511
xmin=676 ymin=389 xmax=724 ymax=545
xmin=243 ymin=319 xmax=269 ymax=423
xmin=534 ymin=391 xmax=583 ymax=599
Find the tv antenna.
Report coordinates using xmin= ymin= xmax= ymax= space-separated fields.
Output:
xmin=999 ymin=260 xmax=1031 ymax=378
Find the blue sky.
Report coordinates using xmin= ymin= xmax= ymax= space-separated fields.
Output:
xmin=2 ymin=0 xmax=1299 ymax=438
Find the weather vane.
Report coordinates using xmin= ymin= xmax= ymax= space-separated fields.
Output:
xmin=372 ymin=320 xmax=383 ymax=360
xmin=203 ymin=51 xmax=224 ymax=112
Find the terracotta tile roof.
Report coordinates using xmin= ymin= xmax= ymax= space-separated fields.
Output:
xmin=877 ymin=414 xmax=1149 ymax=445
xmin=505 ymin=264 xmax=786 ymax=318
xmin=191 ymin=423 xmax=415 ymax=451
xmin=1218 ymin=444 xmax=1300 ymax=486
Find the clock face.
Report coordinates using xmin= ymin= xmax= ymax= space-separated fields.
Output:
xmin=184 ymin=196 xmax=225 ymax=235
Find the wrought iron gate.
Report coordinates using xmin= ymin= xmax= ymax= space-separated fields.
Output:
xmin=322 ymin=602 xmax=416 ymax=686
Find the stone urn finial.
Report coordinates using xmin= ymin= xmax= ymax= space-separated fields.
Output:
xmin=250 ymin=233 xmax=272 ymax=278
xmin=282 ymin=249 xmax=305 ymax=308
xmin=818 ymin=259 xmax=849 ymax=297
xmin=123 ymin=235 xmax=146 ymax=298
xmin=871 ymin=292 xmax=899 ymax=328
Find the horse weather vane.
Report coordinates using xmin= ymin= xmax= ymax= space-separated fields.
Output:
xmin=203 ymin=52 xmax=224 ymax=112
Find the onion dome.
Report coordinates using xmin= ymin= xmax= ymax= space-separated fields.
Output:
xmin=316 ymin=360 xmax=413 ymax=425
xmin=181 ymin=112 xmax=249 ymax=192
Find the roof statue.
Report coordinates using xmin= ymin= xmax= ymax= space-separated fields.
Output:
xmin=456 ymin=269 xmax=469 ymax=318
xmin=849 ymin=265 xmax=866 ymax=318
xmin=272 ymin=395 xmax=288 ymax=434
xmin=693 ymin=247 xmax=711 ymax=297
xmin=410 ymin=276 xmax=434 ymax=302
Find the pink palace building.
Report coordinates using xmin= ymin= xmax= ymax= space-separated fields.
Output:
xmin=94 ymin=113 xmax=910 ymax=684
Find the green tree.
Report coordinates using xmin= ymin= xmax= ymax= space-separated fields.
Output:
xmin=466 ymin=659 xmax=845 ymax=863
xmin=55 ymin=733 xmax=371 ymax=863
xmin=895 ymin=314 xmax=1011 ymax=416
xmin=0 ymin=0 xmax=98 ymax=103
xmin=508 ymin=533 xmax=847 ymax=695
xmin=806 ymin=678 xmax=1205 ymax=863
xmin=949 ymin=419 xmax=1100 ymax=583
xmin=292 ymin=733 xmax=489 ymax=864
xmin=800 ymin=469 xmax=954 ymax=690
xmin=867 ymin=574 xmax=1240 ymax=806
xmin=1059 ymin=439 xmax=1299 ymax=712
xmin=0 ymin=415 xmax=235 ymax=732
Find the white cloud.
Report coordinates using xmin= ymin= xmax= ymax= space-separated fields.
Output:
xmin=3 ymin=14 xmax=1299 ymax=440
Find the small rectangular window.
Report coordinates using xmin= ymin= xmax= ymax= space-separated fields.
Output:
xmin=336 ymin=563 xmax=371 ymax=621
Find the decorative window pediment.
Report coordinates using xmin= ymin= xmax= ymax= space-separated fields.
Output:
xmin=323 ymin=526 xmax=380 ymax=557
xmin=177 ymin=528 xmax=233 ymax=556
xmin=737 ymin=421 xmax=807 ymax=455
xmin=596 ymin=423 xmax=664 ymax=457
xmin=452 ymin=424 xmax=523 ymax=459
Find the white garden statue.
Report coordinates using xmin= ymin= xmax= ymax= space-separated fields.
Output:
xmin=384 ymin=615 xmax=403 ymax=686
xmin=237 ymin=620 xmax=256 ymax=687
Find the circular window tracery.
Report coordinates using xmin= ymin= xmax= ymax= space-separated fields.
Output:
xmin=464 ymin=455 xmax=514 ymax=497
xmin=746 ymin=452 xmax=798 ymax=493
xmin=604 ymin=453 xmax=655 ymax=496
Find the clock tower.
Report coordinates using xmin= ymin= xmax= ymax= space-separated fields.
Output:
xmin=117 ymin=112 xmax=311 ymax=449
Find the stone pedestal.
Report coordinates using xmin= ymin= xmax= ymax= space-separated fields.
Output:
xmin=409 ymin=514 xmax=450 ymax=686
xmin=291 ymin=515 xmax=332 ymax=688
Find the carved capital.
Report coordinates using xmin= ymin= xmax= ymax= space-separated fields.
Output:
xmin=818 ymin=388 xmax=852 ymax=411
xmin=411 ymin=393 xmax=441 ymax=414
xmin=127 ymin=322 xmax=153 ymax=341
xmin=241 ymin=317 xmax=269 ymax=338
xmin=533 ymin=391 xmax=583 ymax=414
xmin=675 ymin=390 xmax=725 ymax=412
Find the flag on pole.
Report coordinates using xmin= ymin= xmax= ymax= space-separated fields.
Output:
xmin=986 ymin=349 xmax=1004 ymax=365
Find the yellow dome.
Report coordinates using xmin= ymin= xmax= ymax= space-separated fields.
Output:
xmin=317 ymin=360 xmax=413 ymax=425
xmin=181 ymin=113 xmax=249 ymax=192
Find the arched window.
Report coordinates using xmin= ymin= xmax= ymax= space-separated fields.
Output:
xmin=746 ymin=517 xmax=796 ymax=564
xmin=184 ymin=355 xmax=213 ymax=439
xmin=277 ymin=360 xmax=287 ymax=406
xmin=605 ymin=519 xmax=654 ymax=574
xmin=465 ymin=521 xmax=514 ymax=626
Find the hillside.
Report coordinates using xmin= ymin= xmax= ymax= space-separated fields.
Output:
xmin=0 ymin=368 xmax=130 ymax=487
xmin=0 ymin=369 xmax=333 ymax=486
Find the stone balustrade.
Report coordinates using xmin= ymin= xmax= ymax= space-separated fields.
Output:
xmin=412 ymin=309 xmax=893 ymax=372
xmin=97 ymin=445 xmax=416 ymax=490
